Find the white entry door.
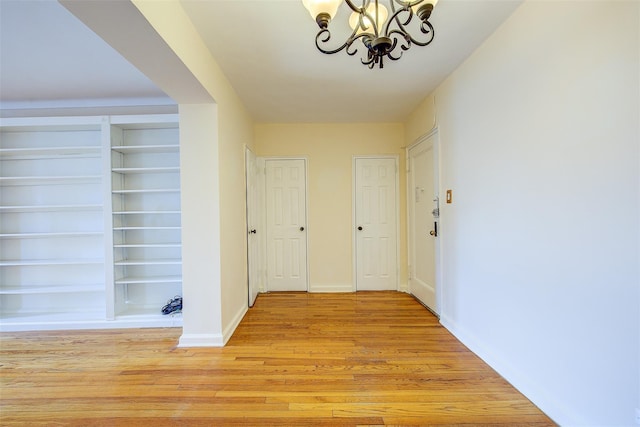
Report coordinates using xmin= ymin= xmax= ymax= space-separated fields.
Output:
xmin=408 ymin=133 xmax=439 ymax=313
xmin=265 ymin=159 xmax=308 ymax=291
xmin=245 ymin=147 xmax=260 ymax=306
xmin=354 ymin=157 xmax=398 ymax=291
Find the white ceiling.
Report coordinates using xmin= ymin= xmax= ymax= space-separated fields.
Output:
xmin=0 ymin=0 xmax=173 ymax=111
xmin=0 ymin=0 xmax=523 ymax=122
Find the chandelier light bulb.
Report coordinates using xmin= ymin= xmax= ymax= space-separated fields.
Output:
xmin=348 ymin=3 xmax=389 ymax=34
xmin=411 ymin=0 xmax=438 ymax=21
xmin=302 ymin=0 xmax=342 ymax=28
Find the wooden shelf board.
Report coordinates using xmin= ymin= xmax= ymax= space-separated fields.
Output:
xmin=113 ymin=226 xmax=180 ymax=231
xmin=112 ymin=210 xmax=180 ymax=215
xmin=113 ymin=259 xmax=182 ymax=266
xmin=113 ymin=243 xmax=181 ymax=248
xmin=0 ymin=231 xmax=103 ymax=239
xmin=0 ymin=175 xmax=101 ymax=186
xmin=0 ymin=146 xmax=101 ymax=158
xmin=112 ymin=167 xmax=180 ymax=174
xmin=0 ymin=204 xmax=103 ymax=213
xmin=0 ymin=258 xmax=104 ymax=266
xmin=116 ymin=306 xmax=182 ymax=319
xmin=112 ymin=188 xmax=179 ymax=194
xmin=111 ymin=144 xmax=179 ymax=154
xmin=0 ymin=310 xmax=107 ymax=326
xmin=115 ymin=276 xmax=182 ymax=285
xmin=0 ymin=115 xmax=103 ymax=130
xmin=0 ymin=284 xmax=104 ymax=295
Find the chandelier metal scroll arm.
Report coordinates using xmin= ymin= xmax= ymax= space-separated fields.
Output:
xmin=380 ymin=5 xmax=414 ymax=43
xmin=315 ymin=27 xmax=359 ymax=56
xmin=387 ymin=10 xmax=435 ymax=47
xmin=343 ymin=0 xmax=368 ymax=14
xmin=359 ymin=9 xmax=383 ymax=38
xmin=385 ymin=0 xmax=435 ymax=47
xmin=411 ymin=20 xmax=435 ymax=46
xmin=388 ymin=0 xmax=414 ymax=27
xmin=386 ymin=29 xmax=411 ymax=55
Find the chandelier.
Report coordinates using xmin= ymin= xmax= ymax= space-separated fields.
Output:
xmin=301 ymin=0 xmax=438 ymax=69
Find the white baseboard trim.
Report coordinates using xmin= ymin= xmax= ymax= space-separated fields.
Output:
xmin=222 ymin=304 xmax=248 ymax=345
xmin=177 ymin=332 xmax=224 ymax=348
xmin=439 ymin=314 xmax=574 ymax=426
xmin=0 ymin=316 xmax=183 ymax=332
xmin=308 ymin=283 xmax=354 ymax=293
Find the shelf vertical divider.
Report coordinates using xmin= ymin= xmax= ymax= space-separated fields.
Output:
xmin=102 ymin=117 xmax=116 ymax=320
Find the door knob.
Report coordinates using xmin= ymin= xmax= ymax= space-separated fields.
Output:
xmin=357 ymin=226 xmax=363 ymax=231
xmin=429 ymin=230 xmax=436 ymax=236
xmin=300 ymin=226 xmax=305 ymax=231
xmin=249 ymin=229 xmax=257 ymax=234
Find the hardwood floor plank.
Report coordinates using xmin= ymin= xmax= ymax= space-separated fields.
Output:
xmin=0 ymin=291 xmax=556 ymax=425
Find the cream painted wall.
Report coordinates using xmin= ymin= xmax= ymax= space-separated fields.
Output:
xmin=255 ymin=123 xmax=407 ymax=292
xmin=405 ymin=95 xmax=436 ymax=145
xmin=178 ymin=104 xmax=222 ymax=346
xmin=406 ymin=1 xmax=639 ymax=425
xmin=217 ymin=101 xmax=253 ymax=340
xmin=133 ymin=1 xmax=254 ymax=344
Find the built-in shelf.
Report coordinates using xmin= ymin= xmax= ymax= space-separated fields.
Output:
xmin=0 ymin=114 xmax=182 ymax=331
xmin=111 ymin=144 xmax=179 ymax=154
xmin=115 ymin=275 xmax=182 ymax=285
xmin=0 ymin=146 xmax=101 ymax=158
xmin=114 ymin=243 xmax=181 ymax=248
xmin=0 ymin=204 xmax=103 ymax=213
xmin=0 ymin=175 xmax=101 ymax=185
xmin=0 ymin=284 xmax=104 ymax=295
xmin=113 ymin=210 xmax=180 ymax=215
xmin=0 ymin=258 xmax=104 ymax=266
xmin=113 ymin=226 xmax=180 ymax=231
xmin=112 ymin=188 xmax=179 ymax=194
xmin=114 ymin=259 xmax=182 ymax=266
xmin=112 ymin=167 xmax=180 ymax=174
xmin=108 ymin=118 xmax=182 ymax=324
xmin=0 ymin=232 xmax=103 ymax=239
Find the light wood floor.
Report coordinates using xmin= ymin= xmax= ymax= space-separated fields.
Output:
xmin=1 ymin=292 xmax=555 ymax=426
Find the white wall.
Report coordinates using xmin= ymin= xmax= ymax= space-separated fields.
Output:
xmin=406 ymin=1 xmax=639 ymax=424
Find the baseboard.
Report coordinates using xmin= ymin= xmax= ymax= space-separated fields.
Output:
xmin=439 ymin=314 xmax=574 ymax=426
xmin=222 ymin=304 xmax=248 ymax=345
xmin=177 ymin=332 xmax=224 ymax=347
xmin=308 ymin=283 xmax=354 ymax=293
xmin=0 ymin=315 xmax=183 ymax=332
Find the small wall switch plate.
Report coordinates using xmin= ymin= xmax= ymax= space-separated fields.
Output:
xmin=446 ymin=190 xmax=452 ymax=204
xmin=635 ymin=408 xmax=640 ymax=424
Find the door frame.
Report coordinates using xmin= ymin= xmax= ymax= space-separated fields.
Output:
xmin=352 ymin=155 xmax=401 ymax=292
xmin=263 ymin=157 xmax=310 ymax=292
xmin=406 ymin=129 xmax=443 ymax=314
xmin=245 ymin=146 xmax=265 ymax=307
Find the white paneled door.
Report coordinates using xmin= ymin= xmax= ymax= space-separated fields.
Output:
xmin=265 ymin=159 xmax=308 ymax=292
xmin=245 ymin=147 xmax=260 ymax=306
xmin=354 ymin=157 xmax=398 ymax=291
xmin=408 ymin=133 xmax=439 ymax=314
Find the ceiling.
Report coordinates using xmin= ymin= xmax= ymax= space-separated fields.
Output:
xmin=0 ymin=0 xmax=172 ymax=111
xmin=0 ymin=0 xmax=523 ymax=122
